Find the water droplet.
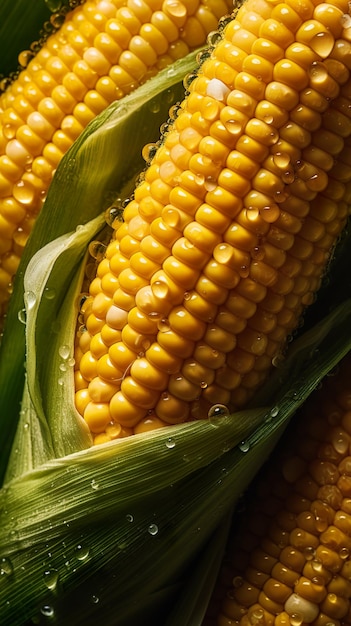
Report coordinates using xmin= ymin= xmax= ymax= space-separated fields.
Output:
xmin=246 ymin=206 xmax=260 ymax=222
xmin=239 ymin=440 xmax=250 ymax=453
xmin=309 ymin=61 xmax=329 ymax=85
xmin=166 ymin=437 xmax=175 ymax=449
xmin=263 ymin=114 xmax=274 ymax=124
xmin=142 ymin=143 xmax=157 ymax=162
xmin=273 ymin=152 xmax=291 ymax=170
xmin=272 ymin=353 xmax=285 ymax=367
xmin=200 ymin=381 xmax=208 ymax=389
xmin=75 ymin=543 xmax=90 ymax=561
xmin=164 ymin=0 xmax=187 ymax=18
xmin=40 ymin=605 xmax=55 ymax=618
xmin=104 ymin=202 xmax=122 ymax=226
xmin=58 ymin=345 xmax=70 ymax=360
xmin=126 ymin=514 xmax=134 ymax=523
xmin=50 ymin=12 xmax=65 ymax=28
xmin=207 ymin=404 xmax=230 ymax=420
xmin=304 ymin=546 xmax=316 ymax=561
xmin=270 ymin=406 xmax=279 ymax=418
xmin=213 ymin=242 xmax=233 ymax=264
xmin=310 ymin=31 xmax=334 ymax=58
xmin=25 ymin=290 xmax=36 ymax=310
xmin=204 ymin=176 xmax=217 ymax=191
xmin=239 ymin=264 xmax=249 ymax=278
xmin=223 ymin=118 xmax=242 ymax=135
xmin=88 ymin=240 xmax=106 ymax=261
xmin=162 ymin=207 xmax=181 ymax=228
xmin=151 ymin=280 xmax=169 ymax=299
xmin=45 ymin=0 xmax=62 ymax=11
xmin=183 ymin=72 xmax=198 ymax=91
xmin=251 ymin=245 xmax=265 ymax=261
xmin=207 ymin=30 xmax=222 ymax=47
xmin=18 ymin=49 xmax=34 ymax=68
xmin=273 ymin=189 xmax=288 ymax=203
xmin=149 ymin=100 xmax=161 ymax=114
xmin=261 ymin=203 xmax=280 ymax=223
xmin=282 ymin=169 xmax=295 ymax=184
xmin=18 ymin=308 xmax=26 ymax=324
xmin=44 ymin=287 xmax=56 ymax=300
xmin=43 ymin=569 xmax=59 ymax=590
xmin=339 ymin=546 xmax=349 ymax=559
xmin=157 ymin=317 xmax=170 ymax=332
xmin=148 ymin=523 xmax=159 ymax=536
xmin=3 ymin=124 xmax=16 ymax=139
xmin=290 ymin=613 xmax=303 ymax=626
xmin=0 ymin=557 xmax=13 ymax=576
xmin=13 ymin=180 xmax=35 ymax=204
xmin=331 ymin=429 xmax=349 ymax=454
xmin=91 ymin=595 xmax=99 ymax=604
xmin=233 ymin=575 xmax=243 ymax=588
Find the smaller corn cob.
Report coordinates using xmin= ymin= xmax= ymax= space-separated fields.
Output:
xmin=74 ymin=0 xmax=351 ymax=444
xmin=203 ymin=354 xmax=351 ymax=626
xmin=0 ymin=0 xmax=232 ymax=319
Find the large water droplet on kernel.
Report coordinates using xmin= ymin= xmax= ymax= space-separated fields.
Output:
xmin=13 ymin=180 xmax=35 ymax=204
xmin=310 ymin=31 xmax=334 ymax=58
xmin=309 ymin=61 xmax=329 ymax=85
xmin=151 ymin=280 xmax=169 ymax=299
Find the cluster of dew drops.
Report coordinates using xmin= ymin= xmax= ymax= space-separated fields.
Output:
xmin=0 ymin=0 xmax=86 ymax=91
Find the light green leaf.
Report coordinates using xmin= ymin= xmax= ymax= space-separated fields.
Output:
xmin=0 ymin=50 xmax=202 ymax=484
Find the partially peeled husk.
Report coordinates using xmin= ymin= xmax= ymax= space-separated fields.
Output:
xmin=1 ymin=49 xmax=351 ymax=626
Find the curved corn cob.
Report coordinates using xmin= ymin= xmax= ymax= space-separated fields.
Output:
xmin=204 ymin=354 xmax=351 ymax=626
xmin=0 ymin=0 xmax=232 ymax=319
xmin=74 ymin=0 xmax=351 ymax=444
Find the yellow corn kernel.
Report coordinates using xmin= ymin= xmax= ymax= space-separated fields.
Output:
xmin=0 ymin=0 xmax=233 ymax=322
xmin=207 ymin=354 xmax=351 ymax=626
xmin=75 ymin=0 xmax=351 ymax=440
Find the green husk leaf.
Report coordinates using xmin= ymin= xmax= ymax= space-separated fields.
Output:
xmin=1 ymin=296 xmax=351 ymax=624
xmin=0 ymin=50 xmax=201 ymax=484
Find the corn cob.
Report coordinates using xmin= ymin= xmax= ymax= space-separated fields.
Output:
xmin=0 ymin=0 xmax=232 ymax=319
xmin=74 ymin=0 xmax=351 ymax=444
xmin=203 ymin=354 xmax=351 ymax=626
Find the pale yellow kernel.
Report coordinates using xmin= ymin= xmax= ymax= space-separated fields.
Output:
xmin=75 ymin=388 xmax=90 ymax=415
xmin=80 ymin=351 xmax=98 ymax=382
xmin=168 ymin=305 xmax=206 ymax=341
xmin=88 ymin=377 xmax=117 ymax=403
xmin=90 ymin=333 xmax=108 ymax=359
xmin=109 ymin=391 xmax=146 ymax=426
xmin=168 ymin=373 xmax=200 ymax=401
xmin=194 ymin=342 xmax=226 ymax=369
xmin=121 ymin=376 xmax=160 ymax=408
xmin=134 ymin=413 xmax=167 ymax=434
xmin=158 ymin=328 xmax=195 ymax=358
xmin=155 ymin=391 xmax=190 ymax=423
xmin=97 ymin=353 xmax=125 ymax=383
xmin=183 ymin=290 xmax=218 ymax=323
xmin=146 ymin=342 xmax=182 ymax=374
